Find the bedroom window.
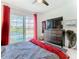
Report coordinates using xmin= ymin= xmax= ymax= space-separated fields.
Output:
xmin=25 ymin=16 xmax=34 ymax=41
xmin=10 ymin=15 xmax=24 ymax=43
xmin=10 ymin=15 xmax=34 ymax=44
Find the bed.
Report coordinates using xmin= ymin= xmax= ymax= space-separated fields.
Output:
xmin=1 ymin=39 xmax=69 ymax=59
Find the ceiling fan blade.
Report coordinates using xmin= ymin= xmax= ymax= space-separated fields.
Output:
xmin=43 ymin=0 xmax=49 ymax=6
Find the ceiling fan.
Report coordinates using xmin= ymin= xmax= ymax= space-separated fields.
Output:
xmin=33 ymin=0 xmax=49 ymax=6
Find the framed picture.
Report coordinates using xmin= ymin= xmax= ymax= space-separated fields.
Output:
xmin=62 ymin=20 xmax=77 ymax=27
xmin=42 ymin=21 xmax=46 ymax=33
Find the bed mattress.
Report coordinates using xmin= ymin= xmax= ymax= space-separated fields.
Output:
xmin=1 ymin=40 xmax=69 ymax=59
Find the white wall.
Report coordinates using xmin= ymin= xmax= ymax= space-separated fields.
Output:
xmin=37 ymin=0 xmax=77 ymax=38
xmin=37 ymin=0 xmax=77 ymax=47
xmin=10 ymin=7 xmax=32 ymax=16
xmin=2 ymin=2 xmax=33 ymax=16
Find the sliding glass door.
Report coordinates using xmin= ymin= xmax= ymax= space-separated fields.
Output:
xmin=25 ymin=16 xmax=34 ymax=41
xmin=10 ymin=15 xmax=24 ymax=43
xmin=10 ymin=15 xmax=34 ymax=44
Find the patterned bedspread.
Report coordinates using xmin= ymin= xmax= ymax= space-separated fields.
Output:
xmin=1 ymin=41 xmax=59 ymax=59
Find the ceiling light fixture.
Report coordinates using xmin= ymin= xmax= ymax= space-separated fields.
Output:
xmin=37 ymin=0 xmax=43 ymax=3
xmin=33 ymin=0 xmax=49 ymax=6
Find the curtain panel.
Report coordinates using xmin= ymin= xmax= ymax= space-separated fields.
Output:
xmin=1 ymin=5 xmax=10 ymax=46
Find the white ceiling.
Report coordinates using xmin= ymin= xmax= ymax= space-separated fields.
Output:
xmin=2 ymin=0 xmax=73 ymax=13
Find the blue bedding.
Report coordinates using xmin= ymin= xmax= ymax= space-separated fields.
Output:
xmin=1 ymin=41 xmax=60 ymax=59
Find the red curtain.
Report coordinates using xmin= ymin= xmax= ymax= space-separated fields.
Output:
xmin=1 ymin=5 xmax=10 ymax=46
xmin=33 ymin=14 xmax=37 ymax=40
